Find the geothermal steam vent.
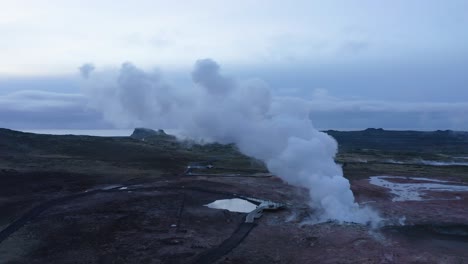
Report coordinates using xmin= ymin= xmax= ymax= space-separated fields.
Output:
xmin=81 ymin=59 xmax=380 ymax=224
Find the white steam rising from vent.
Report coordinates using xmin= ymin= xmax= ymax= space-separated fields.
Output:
xmin=81 ymin=59 xmax=380 ymax=225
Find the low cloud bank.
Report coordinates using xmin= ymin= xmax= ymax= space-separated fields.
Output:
xmin=1 ymin=77 xmax=467 ymax=131
xmin=0 ymin=90 xmax=105 ymax=129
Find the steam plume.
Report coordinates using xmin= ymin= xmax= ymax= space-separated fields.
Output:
xmin=81 ymin=59 xmax=380 ymax=225
xmin=79 ymin=63 xmax=95 ymax=79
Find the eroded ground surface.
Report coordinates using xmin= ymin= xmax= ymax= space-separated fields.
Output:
xmin=1 ymin=128 xmax=468 ymax=263
xmin=2 ymin=172 xmax=467 ymax=264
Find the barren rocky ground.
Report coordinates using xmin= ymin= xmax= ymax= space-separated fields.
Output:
xmin=0 ymin=128 xmax=467 ymax=263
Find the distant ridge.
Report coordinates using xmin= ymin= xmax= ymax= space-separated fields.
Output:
xmin=1 ymin=127 xmax=467 ymax=155
xmin=324 ymin=128 xmax=468 ymax=154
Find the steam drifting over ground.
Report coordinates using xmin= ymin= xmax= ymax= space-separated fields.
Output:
xmin=81 ymin=59 xmax=381 ymax=225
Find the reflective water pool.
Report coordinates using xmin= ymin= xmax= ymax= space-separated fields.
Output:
xmin=205 ymin=198 xmax=257 ymax=213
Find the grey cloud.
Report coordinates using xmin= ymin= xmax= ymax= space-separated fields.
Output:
xmin=304 ymin=90 xmax=468 ymax=130
xmin=0 ymin=76 xmax=80 ymax=95
xmin=309 ymin=98 xmax=468 ymax=113
xmin=0 ymin=90 xmax=86 ymax=111
xmin=0 ymin=90 xmax=106 ymax=129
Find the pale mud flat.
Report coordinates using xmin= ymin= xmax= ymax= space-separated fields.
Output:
xmin=384 ymin=159 xmax=468 ymax=166
xmin=369 ymin=175 xmax=468 ymax=202
xmin=351 ymin=174 xmax=468 ymax=226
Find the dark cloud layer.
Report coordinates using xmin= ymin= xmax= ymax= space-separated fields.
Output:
xmin=0 ymin=90 xmax=109 ymax=129
xmin=1 ymin=58 xmax=467 ymax=130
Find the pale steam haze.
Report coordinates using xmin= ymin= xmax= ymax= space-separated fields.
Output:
xmin=1 ymin=1 xmax=468 ymax=223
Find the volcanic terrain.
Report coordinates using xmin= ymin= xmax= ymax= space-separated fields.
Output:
xmin=0 ymin=128 xmax=467 ymax=263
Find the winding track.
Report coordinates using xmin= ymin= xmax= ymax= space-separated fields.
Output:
xmin=192 ymin=222 xmax=257 ymax=264
xmin=0 ymin=183 xmax=274 ymax=264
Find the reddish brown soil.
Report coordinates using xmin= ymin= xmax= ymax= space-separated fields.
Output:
xmin=1 ymin=173 xmax=467 ymax=264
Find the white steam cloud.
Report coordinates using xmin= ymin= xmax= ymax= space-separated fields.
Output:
xmin=79 ymin=63 xmax=95 ymax=79
xmin=81 ymin=59 xmax=380 ymax=225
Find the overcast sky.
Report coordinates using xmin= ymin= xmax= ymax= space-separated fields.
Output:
xmin=1 ymin=0 xmax=468 ymax=130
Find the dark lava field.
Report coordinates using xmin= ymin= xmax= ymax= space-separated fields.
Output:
xmin=1 ymin=128 xmax=467 ymax=264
